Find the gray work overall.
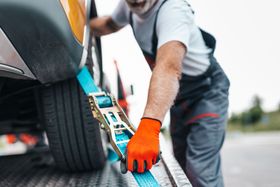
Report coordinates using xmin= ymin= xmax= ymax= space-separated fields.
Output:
xmin=130 ymin=1 xmax=230 ymax=186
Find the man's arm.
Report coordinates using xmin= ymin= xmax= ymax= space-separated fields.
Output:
xmin=143 ymin=41 xmax=186 ymax=122
xmin=126 ymin=41 xmax=186 ymax=173
xmin=90 ymin=16 xmax=122 ymax=36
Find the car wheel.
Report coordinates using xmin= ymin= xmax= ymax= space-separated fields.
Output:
xmin=40 ymin=77 xmax=106 ymax=172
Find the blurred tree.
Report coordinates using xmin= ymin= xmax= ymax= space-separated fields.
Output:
xmin=229 ymin=95 xmax=264 ymax=126
xmin=241 ymin=95 xmax=264 ymax=125
xmin=250 ymin=95 xmax=263 ymax=123
xmin=229 ymin=113 xmax=240 ymax=123
xmin=241 ymin=111 xmax=251 ymax=125
xmin=252 ymin=95 xmax=262 ymax=108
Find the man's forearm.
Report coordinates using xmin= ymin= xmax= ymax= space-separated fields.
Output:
xmin=90 ymin=16 xmax=121 ymax=36
xmin=143 ymin=41 xmax=186 ymax=122
xmin=143 ymin=66 xmax=180 ymax=122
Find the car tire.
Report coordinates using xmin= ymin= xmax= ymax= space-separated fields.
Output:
xmin=40 ymin=77 xmax=106 ymax=172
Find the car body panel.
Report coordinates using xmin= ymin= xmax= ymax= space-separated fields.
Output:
xmin=0 ymin=0 xmax=91 ymax=83
xmin=0 ymin=28 xmax=35 ymax=80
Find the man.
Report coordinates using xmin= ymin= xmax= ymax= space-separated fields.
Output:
xmin=90 ymin=0 xmax=230 ymax=186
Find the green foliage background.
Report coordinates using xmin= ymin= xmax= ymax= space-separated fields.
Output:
xmin=228 ymin=95 xmax=280 ymax=132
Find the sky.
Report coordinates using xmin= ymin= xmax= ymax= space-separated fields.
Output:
xmin=94 ymin=0 xmax=280 ymax=122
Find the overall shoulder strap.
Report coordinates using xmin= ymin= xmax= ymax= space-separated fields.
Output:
xmin=130 ymin=1 xmax=216 ymax=57
xmin=199 ymin=28 xmax=216 ymax=54
xmin=151 ymin=0 xmax=168 ymax=57
xmin=129 ymin=12 xmax=136 ymax=36
xmin=128 ymin=0 xmax=168 ymax=60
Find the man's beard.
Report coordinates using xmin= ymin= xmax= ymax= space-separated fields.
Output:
xmin=126 ymin=0 xmax=158 ymax=16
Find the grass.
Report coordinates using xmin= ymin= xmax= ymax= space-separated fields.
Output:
xmin=227 ymin=111 xmax=280 ymax=132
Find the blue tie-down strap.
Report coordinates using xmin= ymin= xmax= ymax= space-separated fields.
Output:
xmin=115 ymin=134 xmax=160 ymax=187
xmin=95 ymin=95 xmax=113 ymax=108
xmin=76 ymin=66 xmax=160 ymax=187
xmin=132 ymin=172 xmax=160 ymax=187
xmin=77 ymin=67 xmax=99 ymax=95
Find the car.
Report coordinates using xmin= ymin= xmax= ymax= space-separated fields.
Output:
xmin=0 ymin=0 xmax=107 ymax=172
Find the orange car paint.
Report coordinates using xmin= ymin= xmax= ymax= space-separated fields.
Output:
xmin=60 ymin=0 xmax=86 ymax=44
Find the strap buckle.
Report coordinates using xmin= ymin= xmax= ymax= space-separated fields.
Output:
xmin=88 ymin=91 xmax=136 ymax=161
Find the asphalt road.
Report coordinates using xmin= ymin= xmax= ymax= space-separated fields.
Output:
xmin=222 ymin=131 xmax=280 ymax=187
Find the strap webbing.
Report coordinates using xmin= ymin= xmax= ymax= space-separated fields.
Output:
xmin=77 ymin=67 xmax=99 ymax=95
xmin=77 ymin=66 xmax=159 ymax=187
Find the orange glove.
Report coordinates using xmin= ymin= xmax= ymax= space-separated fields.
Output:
xmin=126 ymin=117 xmax=161 ymax=173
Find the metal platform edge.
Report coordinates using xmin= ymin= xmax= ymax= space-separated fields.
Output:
xmin=160 ymin=134 xmax=192 ymax=187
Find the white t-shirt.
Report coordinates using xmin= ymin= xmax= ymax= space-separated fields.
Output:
xmin=112 ymin=0 xmax=212 ymax=76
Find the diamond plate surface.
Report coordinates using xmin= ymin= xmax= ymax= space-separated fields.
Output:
xmin=0 ymin=150 xmax=176 ymax=187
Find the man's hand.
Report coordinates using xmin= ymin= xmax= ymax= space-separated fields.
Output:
xmin=90 ymin=16 xmax=122 ymax=36
xmin=126 ymin=118 xmax=161 ymax=173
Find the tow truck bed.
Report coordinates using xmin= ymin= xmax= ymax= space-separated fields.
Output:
xmin=0 ymin=145 xmax=191 ymax=187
